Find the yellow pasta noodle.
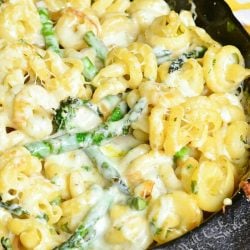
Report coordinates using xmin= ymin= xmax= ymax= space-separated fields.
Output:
xmin=92 ymin=0 xmax=130 ymax=17
xmin=106 ymin=47 xmax=143 ymax=88
xmin=106 ymin=204 xmax=152 ymax=248
xmin=0 ymin=0 xmax=43 ymax=45
xmin=203 ymin=45 xmax=250 ymax=93
xmin=0 ymin=147 xmax=42 ymax=200
xmin=149 ymin=104 xmax=166 ymax=150
xmin=145 ymin=11 xmax=191 ymax=54
xmin=159 ymin=58 xmax=205 ymax=97
xmin=8 ymin=218 xmax=62 ymax=249
xmin=128 ymin=42 xmax=158 ymax=81
xmin=125 ymin=151 xmax=182 ymax=198
xmin=44 ymin=0 xmax=91 ymax=12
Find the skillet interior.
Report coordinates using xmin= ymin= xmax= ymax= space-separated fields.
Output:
xmin=152 ymin=1 xmax=250 ymax=249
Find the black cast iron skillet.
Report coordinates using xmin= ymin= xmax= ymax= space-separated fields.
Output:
xmin=152 ymin=0 xmax=250 ymax=249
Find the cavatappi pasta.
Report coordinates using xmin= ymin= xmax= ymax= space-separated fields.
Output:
xmin=0 ymin=0 xmax=249 ymax=249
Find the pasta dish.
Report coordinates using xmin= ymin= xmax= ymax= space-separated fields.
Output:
xmin=0 ymin=0 xmax=249 ymax=249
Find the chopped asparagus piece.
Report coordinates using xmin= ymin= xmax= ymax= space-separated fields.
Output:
xmin=191 ymin=180 xmax=198 ymax=194
xmin=85 ymin=146 xmax=130 ymax=195
xmin=50 ymin=196 xmax=62 ymax=206
xmin=128 ymin=197 xmax=148 ymax=211
xmin=0 ymin=198 xmax=29 ymax=217
xmin=1 ymin=237 xmax=12 ymax=250
xmin=82 ymin=56 xmax=98 ymax=81
xmin=168 ymin=46 xmax=207 ymax=73
xmin=38 ymin=8 xmax=61 ymax=55
xmin=53 ymin=191 xmax=113 ymax=250
xmin=107 ymin=101 xmax=128 ymax=122
xmin=83 ymin=31 xmax=108 ymax=62
xmin=174 ymin=146 xmax=189 ymax=161
xmin=25 ymin=98 xmax=147 ymax=158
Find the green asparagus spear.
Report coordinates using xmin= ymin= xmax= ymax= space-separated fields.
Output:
xmin=83 ymin=31 xmax=108 ymax=62
xmin=82 ymin=56 xmax=98 ymax=81
xmin=168 ymin=46 xmax=207 ymax=73
xmin=38 ymin=8 xmax=61 ymax=54
xmin=25 ymin=98 xmax=147 ymax=158
xmin=1 ymin=237 xmax=12 ymax=250
xmin=53 ymin=191 xmax=113 ymax=250
xmin=53 ymin=97 xmax=101 ymax=132
xmin=85 ymin=146 xmax=130 ymax=194
xmin=0 ymin=198 xmax=29 ymax=217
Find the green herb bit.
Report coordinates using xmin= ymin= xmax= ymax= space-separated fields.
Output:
xmin=128 ymin=197 xmax=148 ymax=211
xmin=61 ymin=223 xmax=71 ymax=233
xmin=150 ymin=220 xmax=162 ymax=236
xmin=82 ymin=57 xmax=98 ymax=81
xmin=191 ymin=180 xmax=198 ymax=194
xmin=240 ymin=135 xmax=247 ymax=144
xmin=114 ymin=225 xmax=122 ymax=231
xmin=50 ymin=197 xmax=62 ymax=206
xmin=81 ymin=165 xmax=91 ymax=171
xmin=0 ymin=198 xmax=29 ymax=218
xmin=165 ymin=229 xmax=171 ymax=239
xmin=226 ymin=21 xmax=235 ymax=32
xmin=174 ymin=147 xmax=189 ymax=162
xmin=36 ymin=213 xmax=49 ymax=221
xmin=232 ymin=52 xmax=240 ymax=64
xmin=49 ymin=227 xmax=57 ymax=235
xmin=1 ymin=237 xmax=12 ymax=250
xmin=50 ymin=175 xmax=59 ymax=185
xmin=83 ymin=31 xmax=108 ymax=62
